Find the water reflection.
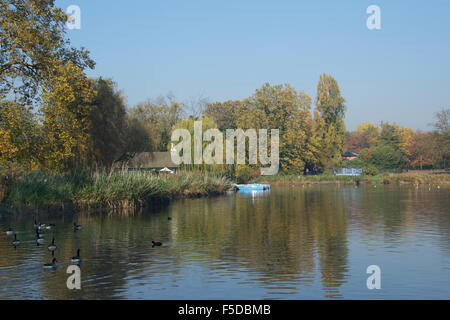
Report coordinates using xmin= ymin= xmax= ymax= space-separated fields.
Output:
xmin=0 ymin=185 xmax=449 ymax=299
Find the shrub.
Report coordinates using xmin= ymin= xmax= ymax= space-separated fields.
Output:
xmin=235 ymin=165 xmax=251 ymax=184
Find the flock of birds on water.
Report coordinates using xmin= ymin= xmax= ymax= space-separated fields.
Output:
xmin=4 ymin=216 xmax=168 ymax=270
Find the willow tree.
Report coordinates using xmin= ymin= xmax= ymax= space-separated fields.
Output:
xmin=0 ymin=0 xmax=95 ymax=170
xmin=313 ymin=74 xmax=347 ymax=170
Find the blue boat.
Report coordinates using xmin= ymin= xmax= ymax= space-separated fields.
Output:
xmin=235 ymin=184 xmax=271 ymax=191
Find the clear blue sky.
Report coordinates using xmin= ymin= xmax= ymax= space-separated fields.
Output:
xmin=56 ymin=0 xmax=450 ymax=130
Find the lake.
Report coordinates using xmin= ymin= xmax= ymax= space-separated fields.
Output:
xmin=0 ymin=184 xmax=449 ymax=300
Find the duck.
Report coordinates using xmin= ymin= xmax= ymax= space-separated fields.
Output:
xmin=43 ymin=258 xmax=58 ymax=269
xmin=12 ymin=234 xmax=20 ymax=246
xmin=47 ymin=237 xmax=57 ymax=252
xmin=152 ymin=241 xmax=162 ymax=247
xmin=6 ymin=228 xmax=14 ymax=236
xmin=73 ymin=223 xmax=82 ymax=231
xmin=71 ymin=249 xmax=81 ymax=263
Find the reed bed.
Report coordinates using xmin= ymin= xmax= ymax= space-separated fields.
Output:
xmin=1 ymin=170 xmax=233 ymax=209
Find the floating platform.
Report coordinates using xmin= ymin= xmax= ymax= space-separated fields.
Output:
xmin=235 ymin=184 xmax=271 ymax=191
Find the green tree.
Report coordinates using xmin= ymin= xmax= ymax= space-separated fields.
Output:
xmin=127 ymin=97 xmax=183 ymax=151
xmin=204 ymin=100 xmax=240 ymax=131
xmin=313 ymin=74 xmax=347 ymax=169
xmin=432 ymin=109 xmax=450 ymax=168
xmin=88 ymin=78 xmax=127 ymax=167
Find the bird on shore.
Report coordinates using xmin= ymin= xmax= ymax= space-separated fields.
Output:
xmin=73 ymin=223 xmax=82 ymax=231
xmin=12 ymin=234 xmax=20 ymax=247
xmin=47 ymin=237 xmax=57 ymax=252
xmin=152 ymin=241 xmax=162 ymax=247
xmin=71 ymin=249 xmax=81 ymax=264
xmin=6 ymin=228 xmax=14 ymax=236
xmin=43 ymin=258 xmax=58 ymax=269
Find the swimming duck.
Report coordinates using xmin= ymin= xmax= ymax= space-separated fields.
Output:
xmin=47 ymin=237 xmax=57 ymax=252
xmin=152 ymin=241 xmax=162 ymax=247
xmin=6 ymin=228 xmax=14 ymax=236
xmin=71 ymin=249 xmax=81 ymax=263
xmin=43 ymin=258 xmax=58 ymax=269
xmin=12 ymin=234 xmax=20 ymax=246
xmin=73 ymin=223 xmax=82 ymax=231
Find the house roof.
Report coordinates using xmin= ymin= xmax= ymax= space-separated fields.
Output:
xmin=124 ymin=152 xmax=179 ymax=169
xmin=343 ymin=151 xmax=359 ymax=157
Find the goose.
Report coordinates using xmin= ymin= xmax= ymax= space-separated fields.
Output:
xmin=45 ymin=224 xmax=56 ymax=230
xmin=73 ymin=223 xmax=82 ymax=231
xmin=43 ymin=258 xmax=58 ymax=269
xmin=47 ymin=238 xmax=57 ymax=252
xmin=38 ymin=223 xmax=47 ymax=231
xmin=71 ymin=249 xmax=81 ymax=263
xmin=36 ymin=230 xmax=45 ymax=245
xmin=152 ymin=241 xmax=162 ymax=247
xmin=12 ymin=234 xmax=20 ymax=246
xmin=6 ymin=228 xmax=14 ymax=236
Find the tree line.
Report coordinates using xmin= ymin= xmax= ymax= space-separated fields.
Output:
xmin=0 ymin=0 xmax=448 ymax=176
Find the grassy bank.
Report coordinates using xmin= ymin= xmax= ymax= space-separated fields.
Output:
xmin=253 ymin=173 xmax=450 ymax=186
xmin=0 ymin=170 xmax=233 ymax=210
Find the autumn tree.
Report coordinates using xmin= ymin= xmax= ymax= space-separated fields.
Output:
xmin=0 ymin=100 xmax=40 ymax=168
xmin=357 ymin=122 xmax=380 ymax=147
xmin=40 ymin=62 xmax=95 ymax=170
xmin=0 ymin=0 xmax=94 ymax=105
xmin=407 ymin=131 xmax=434 ymax=170
xmin=346 ymin=131 xmax=371 ymax=153
xmin=235 ymin=83 xmax=316 ymax=174
xmin=313 ymin=74 xmax=347 ymax=170
xmin=0 ymin=0 xmax=96 ymax=170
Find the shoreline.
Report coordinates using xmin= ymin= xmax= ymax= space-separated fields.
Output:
xmin=253 ymin=173 xmax=450 ymax=187
xmin=1 ymin=173 xmax=448 ymax=214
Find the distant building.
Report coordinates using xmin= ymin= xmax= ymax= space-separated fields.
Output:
xmin=334 ymin=168 xmax=362 ymax=176
xmin=342 ymin=151 xmax=359 ymax=161
xmin=114 ymin=152 xmax=179 ymax=172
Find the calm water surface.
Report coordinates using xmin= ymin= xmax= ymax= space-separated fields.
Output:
xmin=0 ymin=185 xmax=449 ymax=300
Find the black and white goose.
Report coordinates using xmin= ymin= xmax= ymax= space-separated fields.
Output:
xmin=36 ymin=230 xmax=45 ymax=245
xmin=43 ymin=258 xmax=58 ymax=269
xmin=12 ymin=234 xmax=20 ymax=247
xmin=71 ymin=249 xmax=81 ymax=263
xmin=47 ymin=237 xmax=57 ymax=252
